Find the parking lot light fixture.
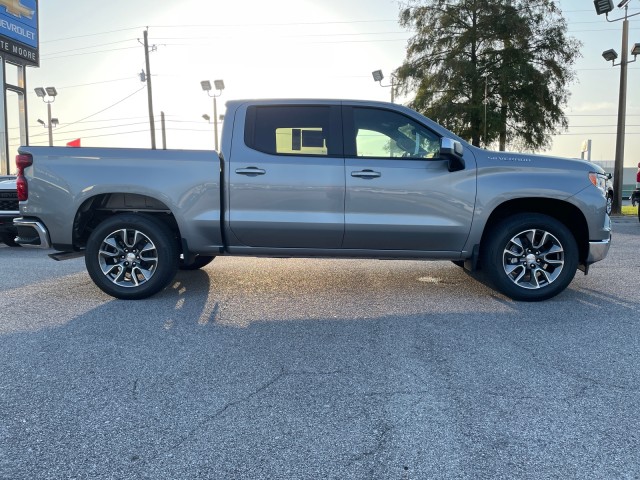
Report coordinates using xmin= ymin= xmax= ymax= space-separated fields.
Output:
xmin=603 ymin=49 xmax=619 ymax=62
xmin=594 ymin=0 xmax=614 ymax=15
xmin=34 ymin=86 xmax=58 ymax=147
xmin=200 ymin=79 xmax=225 ymax=151
xmin=371 ymin=69 xmax=397 ymax=103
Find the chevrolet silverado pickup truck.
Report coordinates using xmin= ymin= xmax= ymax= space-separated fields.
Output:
xmin=13 ymin=99 xmax=611 ymax=301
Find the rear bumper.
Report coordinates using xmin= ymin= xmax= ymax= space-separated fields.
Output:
xmin=13 ymin=217 xmax=51 ymax=248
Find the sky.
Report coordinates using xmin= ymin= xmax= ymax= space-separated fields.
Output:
xmin=4 ymin=0 xmax=640 ymax=171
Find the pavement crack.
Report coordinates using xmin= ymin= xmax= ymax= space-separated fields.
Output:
xmin=132 ymin=379 xmax=139 ymax=400
xmin=137 ymin=367 xmax=287 ymax=467
xmin=347 ymin=423 xmax=393 ymax=473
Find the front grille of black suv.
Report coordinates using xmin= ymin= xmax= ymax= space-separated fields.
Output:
xmin=0 ymin=191 xmax=19 ymax=211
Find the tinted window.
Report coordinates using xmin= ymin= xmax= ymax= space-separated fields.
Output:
xmin=352 ymin=107 xmax=440 ymax=159
xmin=246 ymin=106 xmax=333 ymax=156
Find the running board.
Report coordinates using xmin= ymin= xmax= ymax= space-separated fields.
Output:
xmin=48 ymin=251 xmax=85 ymax=261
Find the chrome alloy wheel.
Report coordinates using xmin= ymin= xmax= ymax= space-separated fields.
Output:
xmin=502 ymin=228 xmax=564 ymax=290
xmin=97 ymin=228 xmax=159 ymax=288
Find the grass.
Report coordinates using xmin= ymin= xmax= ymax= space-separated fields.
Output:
xmin=621 ymin=205 xmax=638 ymax=216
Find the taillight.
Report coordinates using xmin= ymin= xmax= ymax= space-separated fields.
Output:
xmin=15 ymin=153 xmax=33 ymax=202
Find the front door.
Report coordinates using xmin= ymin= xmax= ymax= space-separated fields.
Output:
xmin=343 ymin=106 xmax=475 ymax=252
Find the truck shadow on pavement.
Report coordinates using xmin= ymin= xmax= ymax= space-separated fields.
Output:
xmin=1 ymin=259 xmax=639 ymax=479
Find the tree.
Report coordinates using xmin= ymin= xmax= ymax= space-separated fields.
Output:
xmin=394 ymin=0 xmax=581 ymax=151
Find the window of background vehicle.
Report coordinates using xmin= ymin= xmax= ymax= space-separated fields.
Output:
xmin=352 ymin=107 xmax=440 ymax=159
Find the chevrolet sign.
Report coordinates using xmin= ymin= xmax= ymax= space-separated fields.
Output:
xmin=0 ymin=0 xmax=38 ymax=66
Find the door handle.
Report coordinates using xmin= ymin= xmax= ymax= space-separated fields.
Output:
xmin=351 ymin=170 xmax=381 ymax=179
xmin=235 ymin=167 xmax=266 ymax=176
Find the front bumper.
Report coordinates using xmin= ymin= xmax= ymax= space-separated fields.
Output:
xmin=586 ymin=213 xmax=611 ymax=265
xmin=13 ymin=218 xmax=51 ymax=248
xmin=587 ymin=238 xmax=611 ymax=264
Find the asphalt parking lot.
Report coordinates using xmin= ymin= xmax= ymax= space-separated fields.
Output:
xmin=1 ymin=217 xmax=639 ymax=479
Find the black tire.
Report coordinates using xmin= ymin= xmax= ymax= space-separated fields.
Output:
xmin=85 ymin=213 xmax=178 ymax=300
xmin=1 ymin=233 xmax=21 ymax=247
xmin=179 ymin=255 xmax=215 ymax=270
xmin=606 ymin=193 xmax=613 ymax=216
xmin=480 ymin=214 xmax=578 ymax=301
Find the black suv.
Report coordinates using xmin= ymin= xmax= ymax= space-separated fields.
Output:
xmin=632 ymin=163 xmax=640 ymax=221
xmin=0 ymin=176 xmax=19 ymax=246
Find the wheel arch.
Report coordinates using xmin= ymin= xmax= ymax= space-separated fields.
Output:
xmin=72 ymin=193 xmax=182 ymax=251
xmin=480 ymin=198 xmax=589 ymax=265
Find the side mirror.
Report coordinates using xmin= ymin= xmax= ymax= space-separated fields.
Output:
xmin=440 ymin=138 xmax=465 ymax=172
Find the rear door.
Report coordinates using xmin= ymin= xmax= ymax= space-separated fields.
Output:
xmin=228 ymin=104 xmax=345 ymax=249
xmin=343 ymin=105 xmax=475 ymax=252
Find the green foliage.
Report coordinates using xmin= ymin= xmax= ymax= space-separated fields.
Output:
xmin=621 ymin=205 xmax=638 ymax=216
xmin=395 ymin=0 xmax=581 ymax=150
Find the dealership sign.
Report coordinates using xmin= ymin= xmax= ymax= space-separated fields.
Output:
xmin=0 ymin=0 xmax=38 ymax=66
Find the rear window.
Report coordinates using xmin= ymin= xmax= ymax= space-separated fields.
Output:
xmin=245 ymin=106 xmax=333 ymax=156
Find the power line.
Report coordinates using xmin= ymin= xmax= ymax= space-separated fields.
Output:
xmin=41 ymin=46 xmax=140 ymax=60
xmin=30 ymin=86 xmax=147 ymax=139
xmin=26 ymin=127 xmax=213 ymax=145
xmin=556 ymin=132 xmax=640 ymax=135
xmin=566 ymin=114 xmax=640 ymax=117
xmin=50 ymin=77 xmax=137 ymax=90
xmin=41 ymin=39 xmax=136 ymax=56
xmin=42 ymin=27 xmax=143 ymax=44
xmin=59 ymin=86 xmax=147 ymax=132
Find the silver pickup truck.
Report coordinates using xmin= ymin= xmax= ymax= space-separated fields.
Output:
xmin=14 ymin=99 xmax=611 ymax=301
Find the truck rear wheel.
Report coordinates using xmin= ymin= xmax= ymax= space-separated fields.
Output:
xmin=85 ymin=214 xmax=178 ymax=300
xmin=481 ymin=214 xmax=578 ymax=301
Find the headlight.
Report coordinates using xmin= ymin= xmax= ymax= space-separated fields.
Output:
xmin=588 ymin=172 xmax=607 ymax=193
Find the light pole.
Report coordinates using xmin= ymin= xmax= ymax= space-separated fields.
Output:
xmin=201 ymin=79 xmax=225 ymax=151
xmin=34 ymin=87 xmax=58 ymax=147
xmin=372 ymin=70 xmax=396 ymax=103
xmin=594 ymin=0 xmax=640 ymax=215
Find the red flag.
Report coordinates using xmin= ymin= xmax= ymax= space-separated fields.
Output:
xmin=66 ymin=139 xmax=81 ymax=147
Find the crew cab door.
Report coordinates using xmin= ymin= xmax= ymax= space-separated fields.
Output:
xmin=342 ymin=106 xmax=476 ymax=252
xmin=227 ymin=104 xmax=345 ymax=248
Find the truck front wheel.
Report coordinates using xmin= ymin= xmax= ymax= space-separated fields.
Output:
xmin=481 ymin=214 xmax=578 ymax=301
xmin=85 ymin=214 xmax=178 ymax=300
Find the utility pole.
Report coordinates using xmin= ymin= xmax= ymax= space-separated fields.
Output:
xmin=142 ymin=28 xmax=156 ymax=149
xmin=594 ymin=0 xmax=640 ymax=215
xmin=612 ymin=13 xmax=629 ymax=215
xmin=161 ymin=111 xmax=167 ymax=150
